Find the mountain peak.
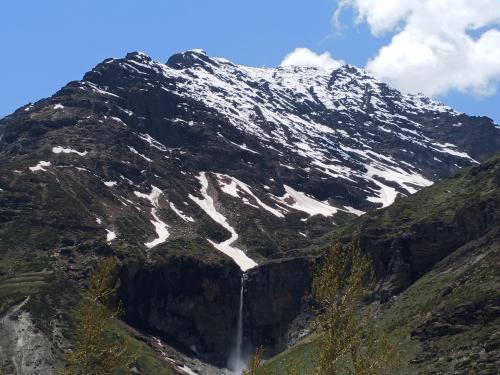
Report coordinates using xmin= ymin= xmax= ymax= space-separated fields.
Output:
xmin=125 ymin=51 xmax=152 ymax=62
xmin=332 ymin=64 xmax=375 ymax=81
xmin=166 ymin=49 xmax=214 ymax=69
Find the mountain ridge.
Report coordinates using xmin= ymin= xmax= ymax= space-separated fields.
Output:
xmin=0 ymin=49 xmax=499 ymax=372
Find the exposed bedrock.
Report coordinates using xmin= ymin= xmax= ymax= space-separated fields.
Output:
xmin=245 ymin=257 xmax=315 ymax=356
xmin=361 ymin=197 xmax=500 ymax=299
xmin=118 ymin=255 xmax=316 ymax=366
xmin=118 ymin=255 xmax=241 ymax=365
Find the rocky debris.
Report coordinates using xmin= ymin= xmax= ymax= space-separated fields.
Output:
xmin=0 ymin=298 xmax=55 ymax=375
xmin=408 ymin=297 xmax=500 ymax=373
xmin=411 ymin=297 xmax=500 ymax=340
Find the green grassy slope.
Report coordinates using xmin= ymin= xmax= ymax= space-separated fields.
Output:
xmin=261 ymin=155 xmax=500 ymax=374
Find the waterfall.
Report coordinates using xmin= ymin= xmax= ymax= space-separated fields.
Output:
xmin=228 ymin=274 xmax=247 ymax=373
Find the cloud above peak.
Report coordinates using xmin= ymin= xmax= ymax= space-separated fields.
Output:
xmin=337 ymin=0 xmax=500 ymax=97
xmin=280 ymin=48 xmax=344 ymax=70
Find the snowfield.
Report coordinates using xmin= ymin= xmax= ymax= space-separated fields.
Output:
xmin=190 ymin=173 xmax=257 ymax=271
xmin=134 ymin=186 xmax=171 ymax=249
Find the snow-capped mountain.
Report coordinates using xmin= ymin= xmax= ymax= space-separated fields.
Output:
xmin=1 ymin=49 xmax=498 ymax=269
xmin=0 ymin=49 xmax=499 ymax=366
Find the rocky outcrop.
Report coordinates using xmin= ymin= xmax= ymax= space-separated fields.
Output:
xmin=411 ymin=296 xmax=500 ymax=340
xmin=245 ymin=257 xmax=315 ymax=356
xmin=336 ymin=156 xmax=500 ymax=299
xmin=118 ymin=254 xmax=317 ymax=366
xmin=118 ymin=255 xmax=242 ymax=366
xmin=0 ymin=299 xmax=55 ymax=375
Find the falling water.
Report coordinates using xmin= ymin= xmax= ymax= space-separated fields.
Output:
xmin=228 ymin=274 xmax=247 ymax=373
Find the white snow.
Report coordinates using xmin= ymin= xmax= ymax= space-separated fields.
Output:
xmin=128 ymin=146 xmax=153 ymax=162
xmin=169 ymin=202 xmax=195 ymax=222
xmin=134 ymin=186 xmax=170 ymax=248
xmin=135 ymin=185 xmax=162 ymax=206
xmin=366 ymin=179 xmax=398 ymax=208
xmin=119 ymin=175 xmax=135 ymax=185
xmin=178 ymin=365 xmax=197 ymax=375
xmin=365 ymin=163 xmax=433 ymax=195
xmin=218 ymin=176 xmax=239 ymax=198
xmin=103 ymin=181 xmax=117 ymax=187
xmin=273 ymin=185 xmax=338 ymax=217
xmin=189 ymin=172 xmax=257 ymax=271
xmin=95 ymin=217 xmax=102 ymax=224
xmin=432 ymin=142 xmax=478 ymax=163
xmin=229 ymin=140 xmax=259 ymax=154
xmin=343 ymin=206 xmax=365 ymax=216
xmin=138 ymin=133 xmax=168 ymax=152
xmin=91 ymin=52 xmax=476 ymax=210
xmin=106 ymin=229 xmax=116 ymax=242
xmin=52 ymin=146 xmax=88 ymax=156
xmin=216 ymin=174 xmax=285 ymax=218
xmin=29 ymin=161 xmax=51 ymax=172
xmin=341 ymin=145 xmax=433 ymax=207
xmin=53 ymin=103 xmax=64 ymax=110
xmin=145 ymin=209 xmax=170 ymax=248
xmin=81 ymin=81 xmax=120 ymax=98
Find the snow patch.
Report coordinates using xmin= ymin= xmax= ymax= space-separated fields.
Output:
xmin=52 ymin=146 xmax=88 ymax=156
xmin=273 ymin=185 xmax=338 ymax=217
xmin=128 ymin=146 xmax=153 ymax=162
xmin=145 ymin=209 xmax=170 ymax=249
xmin=106 ymin=229 xmax=116 ymax=242
xmin=343 ymin=206 xmax=365 ymax=216
xmin=216 ymin=174 xmax=285 ymax=218
xmin=366 ymin=179 xmax=398 ymax=208
xmin=29 ymin=161 xmax=51 ymax=172
xmin=138 ymin=133 xmax=168 ymax=152
xmin=229 ymin=140 xmax=259 ymax=154
xmin=103 ymin=181 xmax=117 ymax=187
xmin=134 ymin=186 xmax=170 ymax=248
xmin=170 ymin=202 xmax=195 ymax=222
xmin=432 ymin=142 xmax=478 ymax=163
xmin=189 ymin=172 xmax=257 ymax=271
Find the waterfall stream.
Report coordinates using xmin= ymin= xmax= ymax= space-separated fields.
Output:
xmin=228 ymin=273 xmax=247 ymax=373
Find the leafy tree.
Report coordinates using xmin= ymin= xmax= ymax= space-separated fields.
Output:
xmin=60 ymin=258 xmax=136 ymax=375
xmin=243 ymin=346 xmax=265 ymax=375
xmin=312 ymin=241 xmax=401 ymax=375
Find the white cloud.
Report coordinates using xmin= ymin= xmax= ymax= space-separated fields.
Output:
xmin=337 ymin=0 xmax=500 ymax=96
xmin=280 ymin=47 xmax=344 ymax=70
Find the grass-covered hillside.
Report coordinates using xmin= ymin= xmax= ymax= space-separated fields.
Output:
xmin=303 ymin=153 xmax=500 ymax=296
xmin=262 ymin=154 xmax=500 ymax=374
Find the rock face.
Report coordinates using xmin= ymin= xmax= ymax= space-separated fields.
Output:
xmin=0 ymin=49 xmax=499 ymax=371
xmin=336 ymin=155 xmax=500 ymax=298
xmin=119 ymin=255 xmax=242 ymax=365
xmin=259 ymin=156 xmax=500 ymax=374
xmin=245 ymin=257 xmax=315 ymax=356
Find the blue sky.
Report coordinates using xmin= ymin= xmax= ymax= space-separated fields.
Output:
xmin=1 ymin=0 xmax=499 ymax=123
